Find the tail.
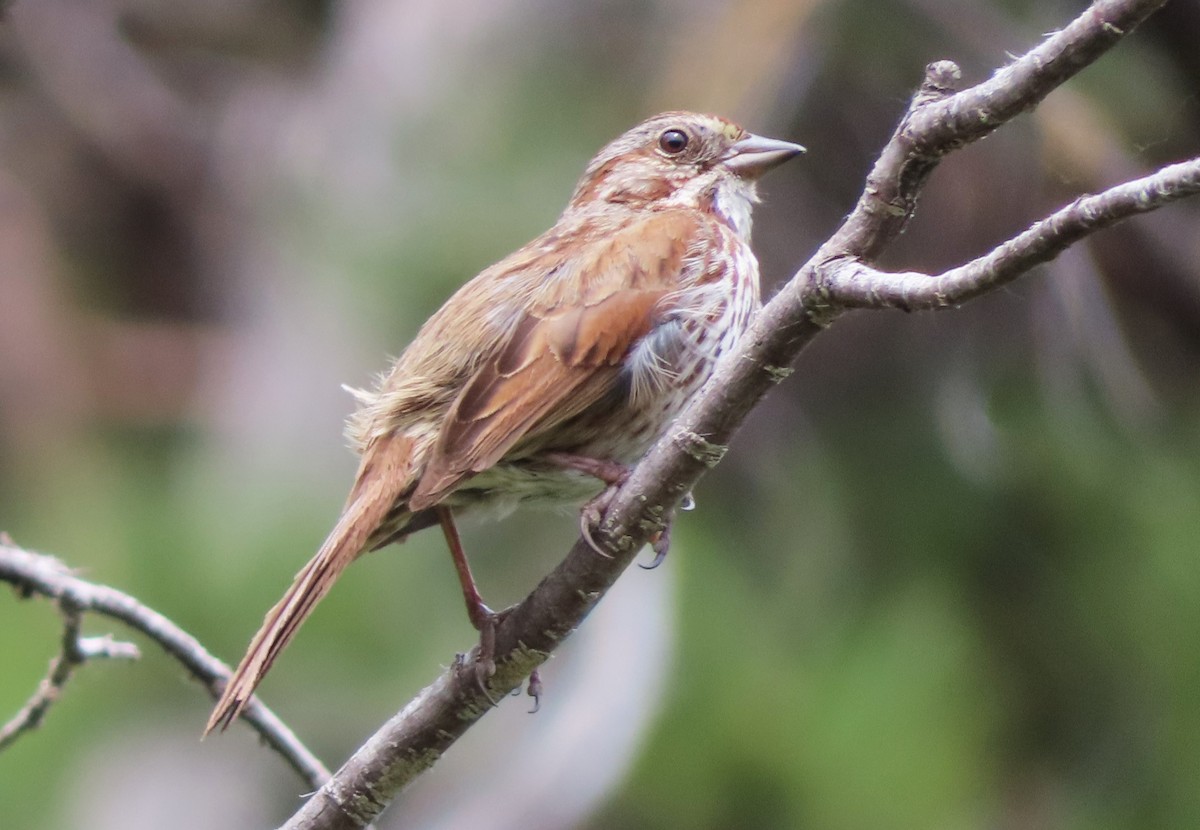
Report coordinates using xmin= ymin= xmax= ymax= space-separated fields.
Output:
xmin=205 ymin=433 xmax=414 ymax=735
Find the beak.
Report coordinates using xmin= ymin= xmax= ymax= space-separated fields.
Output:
xmin=722 ymin=132 xmax=806 ymax=178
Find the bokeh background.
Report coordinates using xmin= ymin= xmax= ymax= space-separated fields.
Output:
xmin=2 ymin=0 xmax=1200 ymax=827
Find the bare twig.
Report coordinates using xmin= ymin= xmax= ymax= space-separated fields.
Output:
xmin=0 ymin=595 xmax=140 ymax=749
xmin=818 ymin=0 xmax=1170 ymax=263
xmin=820 ymin=156 xmax=1200 ymax=311
xmin=280 ymin=1 xmax=1190 ymax=828
xmin=0 ymin=542 xmax=331 ymax=789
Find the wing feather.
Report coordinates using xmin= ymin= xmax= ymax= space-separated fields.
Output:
xmin=408 ymin=210 xmax=706 ymax=509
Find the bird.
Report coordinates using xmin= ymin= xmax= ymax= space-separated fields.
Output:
xmin=206 ymin=111 xmax=803 ymax=734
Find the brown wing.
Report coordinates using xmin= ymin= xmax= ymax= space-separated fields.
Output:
xmin=408 ymin=210 xmax=705 ymax=510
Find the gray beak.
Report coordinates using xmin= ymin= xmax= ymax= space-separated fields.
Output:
xmin=723 ymin=132 xmax=806 ymax=178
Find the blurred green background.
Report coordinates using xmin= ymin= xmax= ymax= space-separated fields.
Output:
xmin=2 ymin=0 xmax=1199 ymax=828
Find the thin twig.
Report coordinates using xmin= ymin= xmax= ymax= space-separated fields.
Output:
xmin=821 ymin=156 xmax=1200 ymax=310
xmin=823 ymin=0 xmax=1170 ymax=263
xmin=0 ymin=597 xmax=133 ymax=748
xmin=0 ymin=542 xmax=331 ymax=789
xmin=280 ymin=1 xmax=1186 ymax=828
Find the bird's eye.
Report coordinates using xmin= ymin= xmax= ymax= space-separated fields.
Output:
xmin=658 ymin=129 xmax=689 ymax=155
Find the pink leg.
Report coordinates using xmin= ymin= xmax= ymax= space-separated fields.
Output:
xmin=542 ymin=452 xmax=632 ymax=557
xmin=436 ymin=506 xmax=494 ymax=630
xmin=542 ymin=451 xmax=630 ymax=486
xmin=543 ymin=451 xmax=681 ymax=568
xmin=437 ymin=506 xmax=500 ymax=694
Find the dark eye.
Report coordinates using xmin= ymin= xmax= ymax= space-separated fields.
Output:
xmin=658 ymin=129 xmax=689 ymax=154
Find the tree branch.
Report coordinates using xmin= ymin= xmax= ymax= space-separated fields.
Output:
xmin=821 ymin=156 xmax=1200 ymax=311
xmin=827 ymin=0 xmax=1169 ymax=262
xmin=0 ymin=541 xmax=331 ymax=789
xmin=279 ymin=1 xmax=1191 ymax=828
xmin=0 ymin=590 xmax=139 ymax=750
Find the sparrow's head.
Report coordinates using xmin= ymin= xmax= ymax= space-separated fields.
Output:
xmin=567 ymin=111 xmax=804 ymax=235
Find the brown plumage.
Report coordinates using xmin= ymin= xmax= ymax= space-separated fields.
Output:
xmin=206 ymin=112 xmax=803 ymax=734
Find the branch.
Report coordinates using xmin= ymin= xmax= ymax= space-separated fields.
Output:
xmin=821 ymin=156 xmax=1200 ymax=311
xmin=280 ymin=1 xmax=1191 ymax=827
xmin=0 ymin=541 xmax=331 ymax=789
xmin=0 ymin=591 xmax=139 ymax=749
xmin=835 ymin=0 xmax=1170 ymax=261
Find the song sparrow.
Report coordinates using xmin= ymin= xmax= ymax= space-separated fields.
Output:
xmin=206 ymin=111 xmax=803 ymax=733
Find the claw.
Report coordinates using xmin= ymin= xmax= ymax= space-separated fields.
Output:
xmin=680 ymin=492 xmax=696 ymax=511
xmin=638 ymin=549 xmax=668 ymax=570
xmin=640 ymin=523 xmax=671 ymax=570
xmin=474 ymin=613 xmax=500 ymax=705
xmin=639 ymin=549 xmax=668 ymax=570
xmin=526 ymin=668 xmax=543 ymax=714
xmin=544 ymin=452 xmax=635 ymax=558
xmin=578 ymin=487 xmax=617 ymax=559
xmin=475 ymin=664 xmax=499 ymax=706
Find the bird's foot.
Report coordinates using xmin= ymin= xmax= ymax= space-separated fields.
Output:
xmin=543 ymin=452 xmax=633 ymax=558
xmin=641 ymin=522 xmax=672 ymax=570
xmin=469 ymin=604 xmax=512 ymax=704
xmin=578 ymin=485 xmax=620 ymax=558
xmin=639 ymin=491 xmax=694 ymax=569
xmin=526 ymin=668 xmax=543 ymax=714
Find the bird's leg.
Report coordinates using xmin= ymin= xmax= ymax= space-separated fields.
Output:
xmin=541 ymin=451 xmax=684 ymax=568
xmin=542 ymin=451 xmax=631 ymax=487
xmin=542 ymin=451 xmax=632 ymax=557
xmin=436 ymin=507 xmax=499 ymax=694
xmin=436 ymin=506 xmax=494 ymax=629
xmin=438 ymin=507 xmax=547 ymax=710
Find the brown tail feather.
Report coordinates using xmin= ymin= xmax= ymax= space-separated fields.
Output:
xmin=205 ymin=433 xmax=414 ymax=735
